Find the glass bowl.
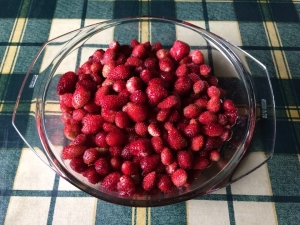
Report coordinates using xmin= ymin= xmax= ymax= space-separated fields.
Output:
xmin=12 ymin=16 xmax=276 ymax=207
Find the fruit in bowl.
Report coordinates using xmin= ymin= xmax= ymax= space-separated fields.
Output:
xmin=12 ymin=16 xmax=275 ymax=207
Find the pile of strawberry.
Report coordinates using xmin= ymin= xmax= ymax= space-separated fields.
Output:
xmin=57 ymin=39 xmax=238 ymax=196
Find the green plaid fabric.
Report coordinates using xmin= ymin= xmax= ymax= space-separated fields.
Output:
xmin=1 ymin=0 xmax=300 ymax=224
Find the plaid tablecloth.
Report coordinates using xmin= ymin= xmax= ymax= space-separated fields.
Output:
xmin=1 ymin=0 xmax=300 ymax=224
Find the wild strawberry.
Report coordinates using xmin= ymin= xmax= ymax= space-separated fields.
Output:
xmin=207 ymin=86 xmax=220 ymax=98
xmin=76 ymin=79 xmax=98 ymax=94
xmin=167 ymin=128 xmax=188 ymax=150
xmin=92 ymin=49 xmax=105 ymax=62
xmin=72 ymin=86 xmax=91 ymax=109
xmin=168 ymin=110 xmax=181 ymax=123
xmin=95 ymin=131 xmax=110 ymax=148
xmin=170 ymin=40 xmax=190 ymax=61
xmin=156 ymin=174 xmax=174 ymax=193
xmin=82 ymin=167 xmax=101 ymax=184
xmin=223 ymin=99 xmax=237 ymax=112
xmin=62 ymin=145 xmax=86 ymax=159
xmin=60 ymin=93 xmax=73 ymax=108
xmin=218 ymin=113 xmax=228 ymax=126
xmin=199 ymin=64 xmax=211 ymax=76
xmin=207 ymin=96 xmax=221 ymax=113
xmin=151 ymin=42 xmax=162 ymax=52
xmin=90 ymin=61 xmax=103 ymax=73
xmin=177 ymin=150 xmax=193 ymax=170
xmin=188 ymin=73 xmax=202 ymax=83
xmin=126 ymin=102 xmax=149 ymax=122
xmin=156 ymin=109 xmax=170 ymax=122
xmin=126 ymin=56 xmax=143 ymax=68
xmin=189 ymin=49 xmax=204 ymax=64
xmin=220 ymin=128 xmax=232 ymax=142
xmin=70 ymin=158 xmax=87 ymax=173
xmin=81 ymin=114 xmax=104 ymax=134
xmin=190 ymin=135 xmax=205 ymax=151
xmin=193 ymin=80 xmax=206 ymax=94
xmin=112 ymin=80 xmax=126 ymax=93
xmin=110 ymin=157 xmax=122 ymax=170
xmin=184 ymin=123 xmax=201 ymax=137
xmin=203 ymin=123 xmax=224 ymax=137
xmin=113 ymin=111 xmax=129 ymax=129
xmin=159 ymin=57 xmax=174 ymax=72
xmin=157 ymin=95 xmax=180 ymax=109
xmin=225 ymin=110 xmax=238 ymax=126
xmin=144 ymin=57 xmax=158 ymax=70
xmin=139 ymin=69 xmax=157 ymax=83
xmin=183 ymin=104 xmax=201 ymax=119
xmin=132 ymin=44 xmax=147 ymax=59
xmin=130 ymin=39 xmax=139 ymax=48
xmin=146 ymin=84 xmax=168 ymax=105
xmin=203 ymin=137 xmax=223 ymax=151
xmin=161 ymin=147 xmax=174 ymax=165
xmin=166 ymin=161 xmax=178 ymax=175
xmin=101 ymin=172 xmax=122 ymax=191
xmin=193 ymin=156 xmax=210 ymax=170
xmin=174 ymin=76 xmax=192 ymax=95
xmin=107 ymin=64 xmax=130 ymax=80
xmin=94 ymin=157 xmax=111 ymax=176
xmin=117 ymin=175 xmax=136 ymax=196
xmin=129 ymin=90 xmax=147 ymax=104
xmin=142 ymin=171 xmax=156 ymax=191
xmin=198 ymin=111 xmax=217 ymax=125
xmin=63 ymin=123 xmax=82 ymax=140
xmin=72 ymin=109 xmax=87 ymax=121
xmin=151 ymin=136 xmax=164 ymax=153
xmin=109 ymin=40 xmax=120 ymax=51
xmin=95 ymin=94 xmax=128 ymax=110
xmin=83 ymin=101 xmax=101 ymax=113
xmin=134 ymin=122 xmax=148 ymax=137
xmin=128 ymin=138 xmax=153 ymax=157
xmin=206 ymin=75 xmax=218 ymax=86
xmin=105 ymin=129 xmax=127 ymax=146
xmin=171 ymin=168 xmax=188 ymax=187
xmin=72 ymin=133 xmax=88 ymax=146
xmin=121 ymin=161 xmax=138 ymax=175
xmin=102 ymin=61 xmax=116 ymax=77
xmin=147 ymin=122 xmax=161 ymax=137
xmin=108 ymin=146 xmax=122 ymax=158
xmin=175 ymin=64 xmax=189 ymax=77
xmin=210 ymin=149 xmax=221 ymax=161
xmin=156 ymin=49 xmax=170 ymax=59
xmin=57 ymin=71 xmax=78 ymax=95
xmin=126 ymin=77 xmax=142 ymax=93
xmin=101 ymin=48 xmax=116 ymax=65
xmin=194 ymin=98 xmax=208 ymax=109
xmin=101 ymin=109 xmax=117 ymax=123
xmin=61 ymin=111 xmax=72 ymax=124
xmin=83 ymin=148 xmax=100 ymax=165
xmin=148 ymin=77 xmax=167 ymax=88
xmin=140 ymin=154 xmax=160 ymax=173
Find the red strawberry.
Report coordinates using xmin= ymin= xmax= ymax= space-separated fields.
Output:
xmin=206 ymin=75 xmax=219 ymax=86
xmin=105 ymin=129 xmax=127 ymax=146
xmin=177 ymin=150 xmax=193 ymax=170
xmin=189 ymin=49 xmax=204 ymax=64
xmin=81 ymin=114 xmax=104 ymax=134
xmin=193 ymin=80 xmax=206 ymax=94
xmin=114 ymin=111 xmax=130 ymax=129
xmin=107 ymin=65 xmax=130 ymax=80
xmin=187 ymin=63 xmax=200 ymax=74
xmin=129 ymin=90 xmax=147 ymax=104
xmin=198 ymin=111 xmax=217 ymax=125
xmin=203 ymin=123 xmax=224 ymax=137
xmin=199 ymin=64 xmax=211 ymax=76
xmin=140 ymin=154 xmax=160 ymax=173
xmin=156 ymin=174 xmax=174 ymax=193
xmin=95 ymin=94 xmax=128 ymax=110
xmin=72 ymin=133 xmax=88 ymax=146
xmin=190 ymin=135 xmax=205 ymax=151
xmin=117 ymin=175 xmax=136 ymax=196
xmin=161 ymin=147 xmax=174 ymax=165
xmin=62 ymin=145 xmax=87 ymax=159
xmin=193 ymin=156 xmax=210 ymax=170
xmin=188 ymin=73 xmax=202 ymax=83
xmin=110 ymin=157 xmax=122 ymax=170
xmin=72 ymin=109 xmax=87 ymax=121
xmin=207 ymin=96 xmax=221 ymax=113
xmin=146 ymin=84 xmax=168 ymax=105
xmin=101 ymin=172 xmax=122 ymax=191
xmin=148 ymin=122 xmax=161 ymax=137
xmin=167 ymin=128 xmax=188 ymax=150
xmin=207 ymin=86 xmax=220 ymax=98
xmin=157 ymin=95 xmax=180 ymax=109
xmin=109 ymin=146 xmax=122 ymax=158
xmin=144 ymin=57 xmax=158 ymax=70
xmin=92 ymin=49 xmax=105 ymax=62
xmin=156 ymin=49 xmax=170 ymax=59
xmin=142 ymin=171 xmax=156 ymax=191
xmin=131 ymin=44 xmax=147 ymax=59
xmin=72 ymin=86 xmax=91 ymax=109
xmin=184 ymin=123 xmax=201 ymax=137
xmin=148 ymin=77 xmax=168 ymax=88
xmin=159 ymin=57 xmax=174 ymax=72
xmin=70 ymin=158 xmax=87 ymax=173
xmin=126 ymin=102 xmax=149 ymax=122
xmin=151 ymin=136 xmax=164 ymax=153
xmin=83 ymin=101 xmax=101 ymax=113
xmin=166 ymin=162 xmax=178 ymax=175
xmin=60 ymin=93 xmax=73 ymax=108
xmin=101 ymin=48 xmax=116 ymax=65
xmin=183 ymin=104 xmax=201 ymax=119
xmin=218 ymin=113 xmax=228 ymax=126
xmin=168 ymin=110 xmax=181 ymax=123
xmin=83 ymin=148 xmax=100 ymax=165
xmin=171 ymin=168 xmax=188 ymax=187
xmin=225 ymin=110 xmax=238 ymax=126
xmin=82 ymin=167 xmax=101 ymax=184
xmin=94 ymin=157 xmax=111 ymax=176
xmin=112 ymin=80 xmax=126 ymax=93
xmin=56 ymin=71 xmax=78 ymax=95
xmin=128 ymin=138 xmax=153 ymax=157
xmin=126 ymin=76 xmax=142 ymax=93
xmin=156 ymin=108 xmax=170 ymax=122
xmin=151 ymin=42 xmax=163 ymax=52
xmin=175 ymin=64 xmax=189 ymax=77
xmin=109 ymin=40 xmax=120 ymax=51
xmin=220 ymin=128 xmax=232 ymax=142
xmin=210 ymin=149 xmax=221 ymax=161
xmin=160 ymin=71 xmax=175 ymax=84
xmin=121 ymin=161 xmax=138 ymax=175
xmin=223 ymin=99 xmax=238 ymax=112
xmin=101 ymin=109 xmax=117 ymax=123
xmin=102 ymin=61 xmax=116 ymax=77
xmin=174 ymin=76 xmax=192 ymax=95
xmin=126 ymin=56 xmax=143 ymax=67
xmin=194 ymin=98 xmax=208 ymax=109
xmin=139 ymin=69 xmax=157 ymax=83
xmin=170 ymin=40 xmax=190 ymax=61
xmin=203 ymin=137 xmax=223 ymax=151
xmin=134 ymin=122 xmax=148 ymax=137
xmin=63 ymin=123 xmax=82 ymax=140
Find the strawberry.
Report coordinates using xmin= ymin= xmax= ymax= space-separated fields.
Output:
xmin=112 ymin=80 xmax=126 ymax=93
xmin=209 ymin=149 xmax=221 ymax=161
xmin=140 ymin=154 xmax=160 ymax=173
xmin=206 ymin=75 xmax=218 ymax=86
xmin=83 ymin=101 xmax=101 ymax=113
xmin=72 ymin=133 xmax=88 ymax=146
xmin=114 ymin=111 xmax=130 ymax=129
xmin=190 ymin=135 xmax=205 ymax=151
xmin=62 ymin=145 xmax=87 ymax=159
xmin=101 ymin=109 xmax=117 ymax=123
xmin=203 ymin=137 xmax=223 ymax=151
xmin=92 ymin=49 xmax=105 ymax=62
xmin=220 ymin=128 xmax=232 ymax=142
xmin=95 ymin=94 xmax=128 ymax=110
xmin=109 ymin=146 xmax=122 ymax=158
xmin=82 ymin=167 xmax=101 ymax=184
xmin=174 ymin=76 xmax=192 ymax=95
xmin=117 ymin=175 xmax=136 ymax=196
xmin=184 ymin=123 xmax=201 ymax=137
xmin=83 ymin=148 xmax=100 ymax=165
xmin=189 ymin=49 xmax=204 ymax=64
xmin=166 ymin=162 xmax=178 ymax=175
xmin=101 ymin=48 xmax=116 ymax=65
xmin=167 ymin=128 xmax=188 ymax=150
xmin=183 ymin=104 xmax=201 ymax=119
xmin=107 ymin=65 xmax=130 ymax=80
xmin=193 ymin=156 xmax=210 ymax=170
xmin=105 ymin=129 xmax=127 ymax=146
xmin=70 ymin=158 xmax=87 ymax=173
xmin=171 ymin=168 xmax=188 ymax=187
xmin=81 ymin=114 xmax=104 ymax=134
xmin=103 ymin=122 xmax=119 ymax=132
xmin=146 ymin=84 xmax=168 ymax=105
xmin=142 ymin=171 xmax=156 ymax=191
xmin=130 ymin=39 xmax=140 ymax=48
xmin=203 ymin=123 xmax=224 ymax=137
xmin=144 ymin=57 xmax=158 ymax=70
xmin=57 ymin=71 xmax=78 ymax=95
xmin=128 ymin=138 xmax=153 ymax=157
xmin=160 ymin=71 xmax=175 ymax=84
xmin=110 ymin=157 xmax=122 ymax=170
xmin=175 ymin=64 xmax=189 ymax=77
xmin=94 ymin=157 xmax=111 ymax=176
xmin=168 ymin=110 xmax=181 ymax=123
xmin=148 ymin=122 xmax=161 ymax=137
xmin=156 ymin=108 xmax=170 ymax=122
xmin=223 ymin=99 xmax=237 ymax=112
xmin=157 ymin=95 xmax=180 ymax=109
xmin=63 ymin=123 xmax=82 ymax=140
xmin=151 ymin=42 xmax=163 ymax=52
xmin=72 ymin=86 xmax=91 ymax=109
xmin=156 ymin=49 xmax=170 ymax=59
xmin=72 ymin=109 xmax=87 ymax=121
xmin=139 ymin=69 xmax=157 ymax=83
xmin=187 ymin=63 xmax=200 ymax=74
xmin=126 ymin=76 xmax=142 ymax=93
xmin=60 ymin=93 xmax=73 ymax=108
xmin=199 ymin=64 xmax=211 ymax=76
xmin=102 ymin=61 xmax=116 ymax=78
xmin=76 ymin=79 xmax=98 ymax=94
xmin=131 ymin=44 xmax=147 ymax=59
xmin=188 ymin=73 xmax=202 ymax=83
xmin=159 ymin=57 xmax=174 ymax=72
xmin=129 ymin=90 xmax=147 ymax=104
xmin=156 ymin=174 xmax=174 ymax=193
xmin=161 ymin=147 xmax=174 ymax=165
xmin=177 ymin=150 xmax=193 ymax=170
xmin=207 ymin=86 xmax=220 ymax=98
xmin=218 ymin=113 xmax=228 ymax=126
xmin=126 ymin=56 xmax=143 ymax=68
xmin=206 ymin=96 xmax=221 ymax=113
xmin=134 ymin=122 xmax=148 ymax=137
xmin=126 ymin=102 xmax=149 ymax=122
xmin=109 ymin=40 xmax=120 ymax=51
xmin=121 ymin=161 xmax=138 ymax=175
xmin=170 ymin=40 xmax=190 ymax=61
xmin=198 ymin=111 xmax=217 ymax=125
xmin=101 ymin=172 xmax=122 ymax=191
xmin=193 ymin=80 xmax=206 ymax=94
xmin=151 ymin=136 xmax=164 ymax=153
xmin=90 ymin=61 xmax=103 ymax=73
xmin=225 ymin=110 xmax=238 ymax=126
xmin=194 ymin=98 xmax=208 ymax=109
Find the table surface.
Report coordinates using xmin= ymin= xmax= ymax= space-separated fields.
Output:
xmin=1 ymin=0 xmax=300 ymax=224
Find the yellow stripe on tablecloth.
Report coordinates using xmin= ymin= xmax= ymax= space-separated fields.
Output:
xmin=132 ymin=207 xmax=150 ymax=225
